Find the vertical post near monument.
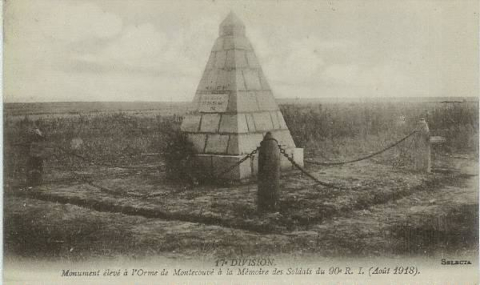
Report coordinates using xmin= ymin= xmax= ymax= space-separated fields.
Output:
xmin=413 ymin=118 xmax=431 ymax=173
xmin=257 ymin=132 xmax=280 ymax=212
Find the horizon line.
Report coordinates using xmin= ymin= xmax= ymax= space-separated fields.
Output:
xmin=4 ymin=95 xmax=479 ymax=104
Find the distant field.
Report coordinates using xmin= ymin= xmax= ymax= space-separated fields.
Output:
xmin=281 ymin=100 xmax=479 ymax=159
xmin=4 ymin=98 xmax=478 ymax=185
xmin=4 ymin=101 xmax=193 ymax=118
xmin=5 ymin=96 xmax=477 ymax=116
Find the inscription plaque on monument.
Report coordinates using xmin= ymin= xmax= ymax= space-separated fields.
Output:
xmin=199 ymin=94 xmax=229 ymax=112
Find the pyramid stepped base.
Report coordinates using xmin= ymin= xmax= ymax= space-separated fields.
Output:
xmin=191 ymin=148 xmax=303 ymax=182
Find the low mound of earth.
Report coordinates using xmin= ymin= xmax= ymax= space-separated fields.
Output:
xmin=4 ymin=154 xmax=478 ymax=260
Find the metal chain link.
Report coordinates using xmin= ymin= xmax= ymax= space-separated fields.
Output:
xmin=277 ymin=144 xmax=341 ymax=189
xmin=304 ymin=129 xmax=418 ymax=166
xmin=214 ymin=147 xmax=260 ymax=179
xmin=21 ymin=126 xmax=419 ymax=190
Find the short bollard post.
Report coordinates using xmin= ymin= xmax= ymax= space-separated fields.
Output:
xmin=413 ymin=118 xmax=431 ymax=173
xmin=257 ymin=132 xmax=281 ymax=212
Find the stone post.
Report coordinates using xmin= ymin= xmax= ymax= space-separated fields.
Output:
xmin=27 ymin=128 xmax=46 ymax=186
xmin=413 ymin=118 xmax=431 ymax=173
xmin=257 ymin=132 xmax=281 ymax=212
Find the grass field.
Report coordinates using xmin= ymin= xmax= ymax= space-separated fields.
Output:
xmin=3 ymin=98 xmax=479 ymax=260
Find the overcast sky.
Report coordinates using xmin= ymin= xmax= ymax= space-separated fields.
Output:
xmin=4 ymin=0 xmax=479 ymax=102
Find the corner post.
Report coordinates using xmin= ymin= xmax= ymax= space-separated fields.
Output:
xmin=257 ymin=132 xmax=281 ymax=212
xmin=413 ymin=118 xmax=431 ymax=173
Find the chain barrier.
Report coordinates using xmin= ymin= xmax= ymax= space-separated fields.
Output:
xmin=9 ymin=142 xmax=164 ymax=198
xmin=305 ymin=129 xmax=418 ymax=166
xmin=17 ymin=144 xmax=162 ymax=198
xmin=214 ymin=147 xmax=260 ymax=179
xmin=15 ymin=140 xmax=165 ymax=171
xmin=277 ymin=144 xmax=341 ymax=189
xmin=13 ymin=125 xmax=420 ymax=192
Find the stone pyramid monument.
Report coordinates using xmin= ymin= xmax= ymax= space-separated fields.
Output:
xmin=181 ymin=12 xmax=303 ymax=180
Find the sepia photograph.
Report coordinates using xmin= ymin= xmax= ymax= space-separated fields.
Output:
xmin=3 ymin=0 xmax=479 ymax=284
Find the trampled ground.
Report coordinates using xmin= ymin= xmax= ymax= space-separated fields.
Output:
xmin=4 ymin=152 xmax=478 ymax=261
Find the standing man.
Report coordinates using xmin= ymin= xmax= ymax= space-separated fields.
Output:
xmin=26 ymin=127 xmax=46 ymax=186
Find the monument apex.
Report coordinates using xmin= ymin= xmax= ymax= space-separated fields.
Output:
xmin=181 ymin=12 xmax=303 ymax=181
